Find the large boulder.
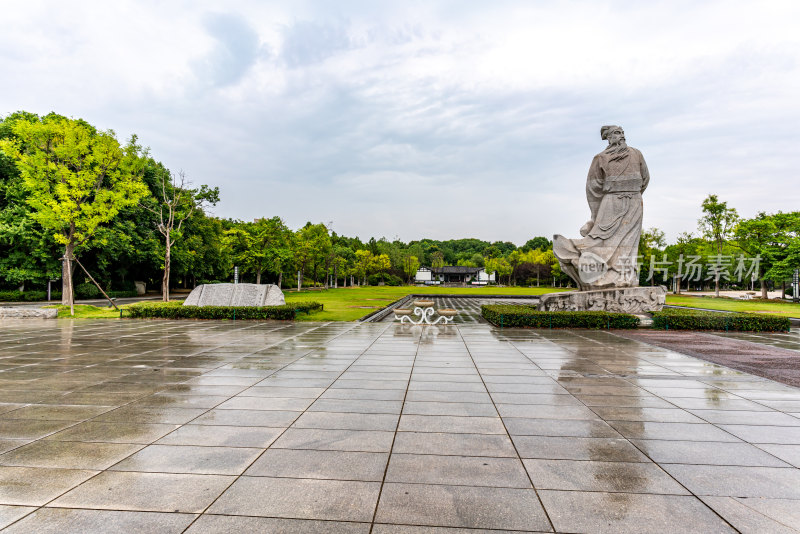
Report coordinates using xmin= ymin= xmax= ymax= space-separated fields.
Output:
xmin=183 ymin=283 xmax=285 ymax=307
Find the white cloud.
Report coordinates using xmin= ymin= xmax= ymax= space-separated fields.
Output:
xmin=2 ymin=0 xmax=799 ymax=244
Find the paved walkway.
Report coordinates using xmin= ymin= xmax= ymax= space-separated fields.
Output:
xmin=1 ymin=319 xmax=800 ymax=533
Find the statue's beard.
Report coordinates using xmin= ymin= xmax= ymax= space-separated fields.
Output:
xmin=605 ymin=140 xmax=628 ymax=154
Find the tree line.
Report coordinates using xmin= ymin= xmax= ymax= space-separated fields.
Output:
xmin=2 ymin=112 xmax=798 ymax=305
xmin=0 ymin=112 xmax=566 ymax=306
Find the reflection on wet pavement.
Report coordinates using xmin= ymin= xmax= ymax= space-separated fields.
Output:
xmin=0 ymin=318 xmax=799 ymax=532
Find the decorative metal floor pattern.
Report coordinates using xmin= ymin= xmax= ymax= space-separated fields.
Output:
xmin=379 ymin=297 xmax=540 ymax=324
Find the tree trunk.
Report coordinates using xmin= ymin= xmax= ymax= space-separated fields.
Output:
xmin=782 ymin=281 xmax=786 ymax=300
xmin=761 ymin=278 xmax=768 ymax=299
xmin=714 ymin=276 xmax=720 ymax=298
xmin=334 ymin=265 xmax=338 ymax=288
xmin=162 ymin=239 xmax=171 ymax=302
xmin=676 ymin=276 xmax=682 ymax=294
xmin=61 ymin=243 xmax=75 ymax=308
xmin=278 ymin=271 xmax=283 ymax=288
xmin=256 ymin=268 xmax=261 ymax=285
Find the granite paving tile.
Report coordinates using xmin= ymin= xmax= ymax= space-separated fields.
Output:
xmin=503 ymin=418 xmax=620 ymax=438
xmin=386 ymin=453 xmax=531 ymax=488
xmin=0 ymin=419 xmax=78 ymax=440
xmin=0 ymin=505 xmax=35 ymax=529
xmin=512 ymin=435 xmax=649 ymax=462
xmin=661 ymin=464 xmax=800 ymax=498
xmin=608 ymin=421 xmax=742 ymax=442
xmin=43 ymin=421 xmax=179 ymax=444
xmin=538 ymin=490 xmax=735 ymax=534
xmin=523 ymin=459 xmax=689 ymax=494
xmin=110 ymin=444 xmax=263 ymax=475
xmin=0 ymin=466 xmax=98 ymax=506
xmin=398 ymin=415 xmax=507 ymax=434
xmin=374 ymin=482 xmax=551 ymax=531
xmin=208 ymin=476 xmax=381 ymax=521
xmin=271 ymin=428 xmax=395 ymax=452
xmin=1 ymin=508 xmax=196 ymax=534
xmin=0 ymin=440 xmax=142 ymax=470
xmin=50 ymin=470 xmax=234 ymax=512
xmin=632 ymin=439 xmax=791 ymax=467
xmin=246 ymin=449 xmax=388 ymax=481
xmin=156 ymin=424 xmax=283 ymax=447
xmin=754 ymin=444 xmax=800 ymax=467
xmin=184 ymin=515 xmax=371 ymax=533
xmin=392 ymin=432 xmax=517 ymax=457
xmin=190 ymin=408 xmax=299 ymax=427
xmin=699 ymin=496 xmax=800 ymax=534
xmin=719 ymin=424 xmax=800 ymax=444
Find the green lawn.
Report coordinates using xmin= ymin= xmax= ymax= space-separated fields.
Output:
xmin=665 ymin=295 xmax=800 ymax=318
xmin=49 ymin=304 xmax=125 ymax=319
xmin=286 ymin=286 xmax=566 ymax=321
xmin=49 ymin=286 xmax=567 ymax=321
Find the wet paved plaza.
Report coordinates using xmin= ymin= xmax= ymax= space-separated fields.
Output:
xmin=1 ymin=319 xmax=800 ymax=533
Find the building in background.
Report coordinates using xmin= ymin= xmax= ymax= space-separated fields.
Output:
xmin=414 ymin=266 xmax=496 ymax=286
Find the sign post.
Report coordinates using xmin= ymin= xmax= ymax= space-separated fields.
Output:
xmin=793 ymin=269 xmax=799 ymax=303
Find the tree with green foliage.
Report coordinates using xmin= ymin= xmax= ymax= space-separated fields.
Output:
xmin=224 ymin=216 xmax=289 ymax=287
xmin=429 ymin=250 xmax=445 ymax=268
xmin=400 ymin=254 xmax=420 ymax=283
xmin=373 ymin=253 xmax=391 ymax=284
xmin=294 ymin=223 xmax=331 ymax=289
xmin=331 ymin=245 xmax=354 ymax=287
xmin=522 ymin=236 xmax=552 ymax=252
xmin=354 ymin=249 xmax=374 ymax=285
xmin=486 ymin=256 xmax=512 ymax=285
xmin=698 ymin=195 xmax=739 ymax=296
xmin=0 ymin=113 xmax=148 ymax=309
xmin=143 ymin=168 xmax=219 ymax=301
xmin=734 ymin=211 xmax=800 ymax=297
xmin=0 ymin=114 xmax=62 ymax=289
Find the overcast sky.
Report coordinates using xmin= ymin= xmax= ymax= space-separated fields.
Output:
xmin=3 ymin=0 xmax=799 ymax=245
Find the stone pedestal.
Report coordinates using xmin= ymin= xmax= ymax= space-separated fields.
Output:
xmin=538 ymin=286 xmax=667 ymax=314
xmin=183 ymin=283 xmax=285 ymax=307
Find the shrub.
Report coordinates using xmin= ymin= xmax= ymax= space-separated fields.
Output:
xmin=75 ymin=282 xmax=101 ymax=299
xmin=367 ymin=274 xmax=404 ymax=286
xmin=481 ymin=305 xmax=640 ymax=329
xmin=0 ymin=290 xmax=23 ymax=301
xmin=651 ymin=308 xmax=790 ymax=332
xmin=125 ymin=301 xmax=323 ymax=320
xmin=0 ymin=290 xmax=61 ymax=302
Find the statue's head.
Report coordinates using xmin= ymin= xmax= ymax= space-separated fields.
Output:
xmin=601 ymin=125 xmax=626 ymax=148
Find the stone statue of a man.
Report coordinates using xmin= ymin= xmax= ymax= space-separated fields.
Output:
xmin=553 ymin=126 xmax=650 ymax=290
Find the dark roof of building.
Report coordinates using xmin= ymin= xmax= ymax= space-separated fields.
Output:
xmin=432 ymin=266 xmax=483 ymax=274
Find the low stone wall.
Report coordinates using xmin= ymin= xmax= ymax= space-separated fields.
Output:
xmin=0 ymin=307 xmax=58 ymax=319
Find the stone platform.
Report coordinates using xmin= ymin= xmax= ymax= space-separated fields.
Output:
xmin=538 ymin=286 xmax=667 ymax=313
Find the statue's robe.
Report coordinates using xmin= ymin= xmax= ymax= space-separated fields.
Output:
xmin=553 ymin=145 xmax=650 ymax=289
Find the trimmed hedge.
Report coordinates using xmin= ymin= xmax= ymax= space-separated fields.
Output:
xmin=124 ymin=300 xmax=323 ymax=320
xmin=0 ymin=290 xmax=62 ymax=302
xmin=652 ymin=308 xmax=790 ymax=332
xmin=481 ymin=304 xmax=640 ymax=329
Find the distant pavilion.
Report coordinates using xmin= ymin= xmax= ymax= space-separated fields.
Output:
xmin=414 ymin=266 xmax=496 ymax=286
